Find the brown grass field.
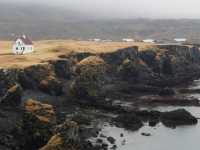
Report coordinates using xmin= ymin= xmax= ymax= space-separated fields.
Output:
xmin=0 ymin=40 xmax=154 ymax=68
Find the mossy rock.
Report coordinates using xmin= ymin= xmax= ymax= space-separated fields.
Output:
xmin=70 ymin=56 xmax=106 ymax=99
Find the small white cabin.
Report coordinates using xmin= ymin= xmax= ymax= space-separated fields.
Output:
xmin=143 ymin=39 xmax=155 ymax=43
xmin=122 ymin=38 xmax=135 ymax=42
xmin=174 ymin=38 xmax=187 ymax=43
xmin=13 ymin=35 xmax=34 ymax=55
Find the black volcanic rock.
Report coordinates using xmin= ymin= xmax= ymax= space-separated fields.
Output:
xmin=114 ymin=113 xmax=143 ymax=131
xmin=51 ymin=59 xmax=73 ymax=79
xmin=161 ymin=109 xmax=198 ymax=127
xmin=159 ymin=87 xmax=175 ymax=96
xmin=39 ymin=76 xmax=63 ymax=96
xmin=0 ymin=84 xmax=22 ymax=106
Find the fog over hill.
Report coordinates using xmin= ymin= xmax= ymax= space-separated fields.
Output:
xmin=1 ymin=2 xmax=200 ymax=42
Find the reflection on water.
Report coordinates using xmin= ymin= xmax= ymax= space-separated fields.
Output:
xmin=100 ymin=106 xmax=200 ymax=150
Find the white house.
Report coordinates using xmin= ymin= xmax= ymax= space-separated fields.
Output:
xmin=122 ymin=38 xmax=135 ymax=42
xmin=143 ymin=39 xmax=155 ymax=43
xmin=12 ymin=35 xmax=34 ymax=54
xmin=174 ymin=38 xmax=187 ymax=43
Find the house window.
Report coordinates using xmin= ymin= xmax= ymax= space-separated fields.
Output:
xmin=16 ymin=47 xmax=18 ymax=50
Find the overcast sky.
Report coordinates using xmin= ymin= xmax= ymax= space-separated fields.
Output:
xmin=3 ymin=0 xmax=200 ymax=19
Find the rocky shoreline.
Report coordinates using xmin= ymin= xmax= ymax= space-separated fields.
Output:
xmin=0 ymin=44 xmax=200 ymax=149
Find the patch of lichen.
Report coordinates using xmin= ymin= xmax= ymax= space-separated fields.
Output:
xmin=25 ymin=99 xmax=56 ymax=124
xmin=39 ymin=134 xmax=64 ymax=150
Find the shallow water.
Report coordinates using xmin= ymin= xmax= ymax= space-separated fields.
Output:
xmin=99 ymin=106 xmax=200 ymax=150
xmin=98 ymin=80 xmax=200 ymax=150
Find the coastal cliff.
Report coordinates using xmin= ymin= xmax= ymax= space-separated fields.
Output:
xmin=0 ymin=44 xmax=200 ymax=150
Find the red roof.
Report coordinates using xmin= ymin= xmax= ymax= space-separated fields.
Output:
xmin=16 ymin=36 xmax=33 ymax=45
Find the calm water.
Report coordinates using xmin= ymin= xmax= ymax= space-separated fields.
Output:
xmin=99 ymin=106 xmax=200 ymax=150
xmin=98 ymin=80 xmax=200 ymax=150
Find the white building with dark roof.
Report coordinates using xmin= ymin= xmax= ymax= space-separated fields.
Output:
xmin=12 ymin=35 xmax=34 ymax=55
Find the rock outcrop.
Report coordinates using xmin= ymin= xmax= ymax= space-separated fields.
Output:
xmin=17 ymin=99 xmax=56 ymax=149
xmin=70 ymin=56 xmax=106 ymax=99
xmin=113 ymin=113 xmax=143 ymax=131
xmin=0 ymin=84 xmax=22 ymax=106
xmin=19 ymin=64 xmax=63 ymax=96
xmin=40 ymin=121 xmax=80 ymax=150
xmin=161 ymin=109 xmax=198 ymax=127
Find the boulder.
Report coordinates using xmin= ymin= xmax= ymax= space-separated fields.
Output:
xmin=114 ymin=113 xmax=143 ymax=131
xmin=161 ymin=109 xmax=198 ymax=127
xmin=0 ymin=84 xmax=22 ymax=106
xmin=107 ymin=136 xmax=115 ymax=144
xmin=141 ymin=132 xmax=151 ymax=136
xmin=39 ymin=76 xmax=63 ymax=96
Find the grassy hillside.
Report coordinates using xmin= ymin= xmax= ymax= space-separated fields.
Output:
xmin=0 ymin=40 xmax=153 ymax=68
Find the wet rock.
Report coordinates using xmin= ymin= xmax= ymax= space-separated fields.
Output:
xmin=100 ymin=134 xmax=107 ymax=138
xmin=102 ymin=143 xmax=109 ymax=149
xmin=111 ymin=145 xmax=117 ymax=150
xmin=178 ymin=88 xmax=200 ymax=94
xmin=107 ymin=136 xmax=115 ymax=144
xmin=96 ymin=138 xmax=103 ymax=144
xmin=161 ymin=109 xmax=198 ymax=127
xmin=114 ymin=113 xmax=143 ymax=131
xmin=139 ymin=96 xmax=200 ymax=106
xmin=159 ymin=87 xmax=175 ymax=96
xmin=0 ymin=84 xmax=22 ymax=106
xmin=141 ymin=132 xmax=151 ymax=136
xmin=149 ymin=120 xmax=159 ymax=127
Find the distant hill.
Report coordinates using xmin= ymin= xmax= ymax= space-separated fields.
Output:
xmin=1 ymin=3 xmax=200 ymax=42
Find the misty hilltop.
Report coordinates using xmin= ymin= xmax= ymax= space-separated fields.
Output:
xmin=1 ymin=3 xmax=200 ymax=42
